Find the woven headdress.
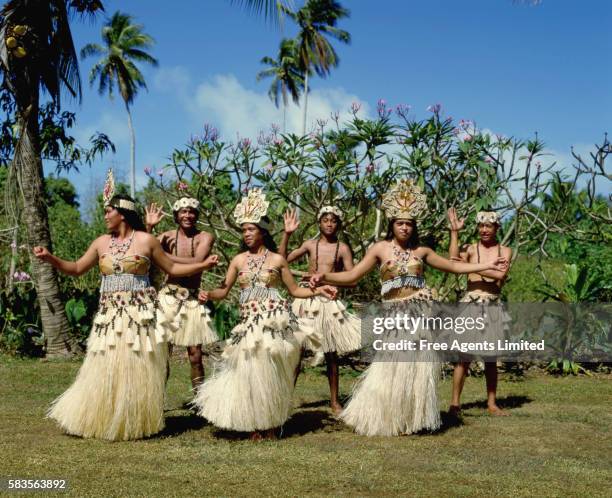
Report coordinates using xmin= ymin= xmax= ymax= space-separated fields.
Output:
xmin=173 ymin=197 xmax=200 ymax=212
xmin=318 ymin=205 xmax=343 ymax=221
xmin=233 ymin=188 xmax=271 ymax=230
xmin=476 ymin=211 xmax=500 ymax=225
xmin=103 ymin=169 xmax=136 ymax=212
xmin=381 ymin=179 xmax=427 ymax=220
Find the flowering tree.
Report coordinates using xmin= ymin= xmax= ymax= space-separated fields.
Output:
xmin=140 ymin=101 xmax=612 ymax=303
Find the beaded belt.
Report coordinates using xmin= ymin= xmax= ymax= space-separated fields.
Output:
xmin=380 ymin=274 xmax=425 ymax=297
xmin=239 ymin=285 xmax=282 ymax=304
xmin=100 ymin=274 xmax=151 ymax=293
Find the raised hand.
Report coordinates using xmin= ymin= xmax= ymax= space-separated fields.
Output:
xmin=145 ymin=203 xmax=165 ymax=229
xmin=283 ymin=209 xmax=300 ymax=235
xmin=317 ymin=285 xmax=337 ymax=300
xmin=447 ymin=207 xmax=465 ymax=232
xmin=33 ymin=246 xmax=51 ymax=261
xmin=203 ymin=254 xmax=219 ymax=270
xmin=198 ymin=290 xmax=210 ymax=303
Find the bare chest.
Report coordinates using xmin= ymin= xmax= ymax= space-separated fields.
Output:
xmin=307 ymin=241 xmax=341 ymax=272
xmin=164 ymin=233 xmax=198 ymax=257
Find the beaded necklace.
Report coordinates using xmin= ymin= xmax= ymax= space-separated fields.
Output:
xmin=391 ymin=239 xmax=414 ymax=274
xmin=109 ymin=230 xmax=135 ymax=273
xmin=246 ymin=249 xmax=269 ymax=286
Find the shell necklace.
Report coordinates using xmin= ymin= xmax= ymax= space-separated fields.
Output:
xmin=109 ymin=230 xmax=135 ymax=273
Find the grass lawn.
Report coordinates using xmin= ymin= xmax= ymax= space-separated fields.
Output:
xmin=1 ymin=355 xmax=610 ymax=497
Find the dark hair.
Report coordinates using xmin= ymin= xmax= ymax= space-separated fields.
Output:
xmin=108 ymin=194 xmax=146 ymax=231
xmin=173 ymin=207 xmax=200 ymax=224
xmin=384 ymin=219 xmax=419 ymax=248
xmin=318 ymin=212 xmax=342 ymax=231
xmin=239 ymin=217 xmax=278 ymax=252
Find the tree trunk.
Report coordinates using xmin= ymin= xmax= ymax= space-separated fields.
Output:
xmin=301 ymin=71 xmax=309 ymax=136
xmin=281 ymin=81 xmax=287 ymax=134
xmin=14 ymin=98 xmax=75 ymax=357
xmin=125 ymin=100 xmax=136 ymax=198
xmin=7 ymin=227 xmax=17 ymax=290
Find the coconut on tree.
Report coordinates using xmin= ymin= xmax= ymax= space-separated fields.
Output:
xmin=80 ymin=11 xmax=158 ymax=198
xmin=257 ymin=38 xmax=304 ymax=133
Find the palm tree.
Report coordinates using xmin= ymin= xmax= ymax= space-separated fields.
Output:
xmin=257 ymin=38 xmax=304 ymax=133
xmin=0 ymin=0 xmax=104 ymax=356
xmin=283 ymin=0 xmax=350 ymax=135
xmin=81 ymin=11 xmax=158 ymax=198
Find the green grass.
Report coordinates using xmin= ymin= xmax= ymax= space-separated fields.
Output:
xmin=1 ymin=355 xmax=610 ymax=497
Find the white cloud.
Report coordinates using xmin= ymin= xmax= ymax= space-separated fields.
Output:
xmin=153 ymin=65 xmax=192 ymax=94
xmin=190 ymin=73 xmax=371 ymax=139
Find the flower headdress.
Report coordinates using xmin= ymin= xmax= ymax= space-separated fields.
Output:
xmin=233 ymin=188 xmax=271 ymax=231
xmin=103 ymin=169 xmax=136 ymax=212
xmin=381 ymin=179 xmax=427 ymax=220
xmin=173 ymin=197 xmax=200 ymax=212
xmin=476 ymin=211 xmax=500 ymax=225
xmin=318 ymin=205 xmax=343 ymax=221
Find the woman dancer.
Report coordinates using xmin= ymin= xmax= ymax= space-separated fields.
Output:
xmin=193 ymin=189 xmax=335 ymax=440
xmin=33 ymin=171 xmax=217 ymax=441
xmin=310 ymin=179 xmax=507 ymax=436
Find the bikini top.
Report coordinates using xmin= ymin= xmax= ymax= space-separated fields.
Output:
xmin=99 ymin=254 xmax=151 ymax=294
xmin=379 ymin=244 xmax=426 ymax=296
xmin=379 ymin=256 xmax=424 ymax=282
xmin=237 ymin=267 xmax=282 ymax=289
xmin=99 ymin=253 xmax=150 ymax=276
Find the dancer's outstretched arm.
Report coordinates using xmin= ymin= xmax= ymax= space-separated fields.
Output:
xmin=150 ymin=234 xmax=217 ymax=277
xmin=165 ymin=233 xmax=215 ymax=264
xmin=279 ymin=256 xmax=337 ymax=299
xmin=422 ymin=247 xmax=507 ymax=274
xmin=198 ymin=255 xmax=240 ymax=302
xmin=33 ymin=237 xmax=102 ymax=276
xmin=310 ymin=242 xmax=382 ymax=287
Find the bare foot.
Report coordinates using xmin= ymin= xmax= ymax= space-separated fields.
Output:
xmin=250 ymin=431 xmax=264 ymax=441
xmin=331 ymin=403 xmax=343 ymax=417
xmin=448 ymin=405 xmax=462 ymax=417
xmin=487 ymin=405 xmax=509 ymax=416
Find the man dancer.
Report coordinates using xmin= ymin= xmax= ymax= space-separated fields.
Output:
xmin=146 ymin=198 xmax=217 ymax=388
xmin=280 ymin=206 xmax=361 ymax=415
xmin=447 ymin=207 xmax=512 ymax=416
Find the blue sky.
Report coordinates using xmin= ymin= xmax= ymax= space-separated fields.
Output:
xmin=55 ymin=0 xmax=611 ymax=205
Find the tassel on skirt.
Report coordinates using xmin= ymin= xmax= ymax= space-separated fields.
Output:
xmin=292 ymin=295 xmax=361 ymax=354
xmin=47 ymin=289 xmax=168 ymax=441
xmin=192 ymin=297 xmax=302 ymax=432
xmin=155 ymin=284 xmax=218 ymax=347
xmin=341 ymin=288 xmax=441 ymax=436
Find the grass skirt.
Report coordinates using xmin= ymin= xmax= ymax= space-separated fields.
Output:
xmin=340 ymin=288 xmax=441 ymax=436
xmin=155 ymin=284 xmax=218 ymax=347
xmin=192 ymin=297 xmax=304 ymax=432
xmin=292 ymin=296 xmax=361 ymax=354
xmin=47 ymin=289 xmax=168 ymax=441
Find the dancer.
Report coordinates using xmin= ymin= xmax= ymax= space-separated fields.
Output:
xmin=279 ymin=206 xmax=360 ymax=415
xmin=33 ymin=171 xmax=218 ymax=441
xmin=447 ymin=207 xmax=512 ymax=416
xmin=145 ymin=198 xmax=217 ymax=388
xmin=192 ymin=189 xmax=336 ymax=440
xmin=310 ymin=179 xmax=508 ymax=436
